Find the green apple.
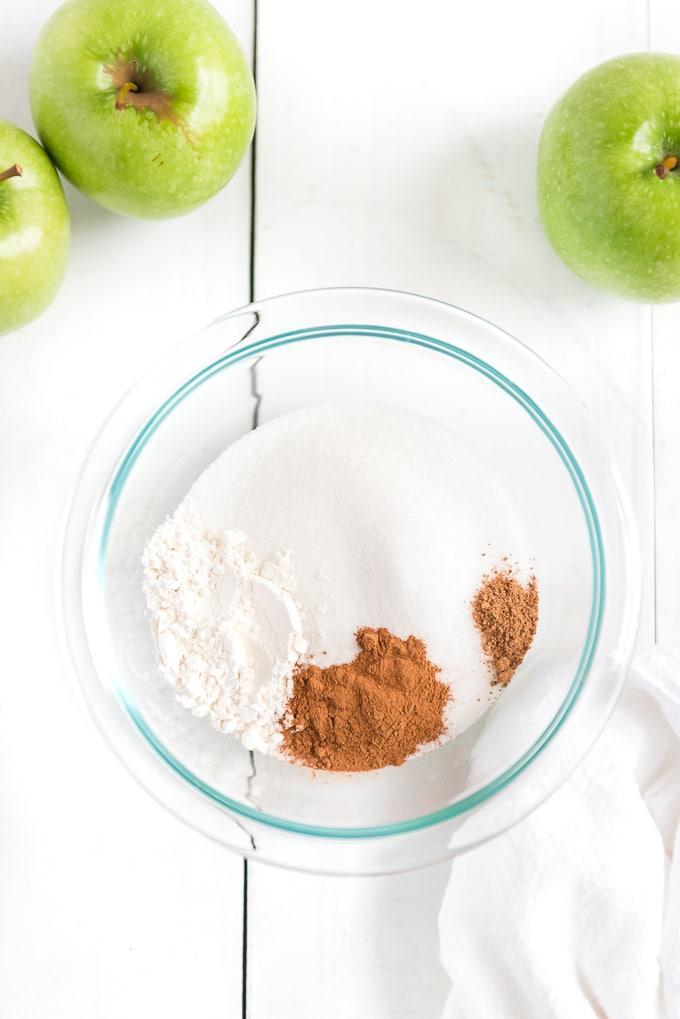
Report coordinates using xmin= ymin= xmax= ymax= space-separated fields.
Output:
xmin=537 ymin=53 xmax=680 ymax=302
xmin=0 ymin=119 xmax=70 ymax=336
xmin=29 ymin=0 xmax=256 ymax=219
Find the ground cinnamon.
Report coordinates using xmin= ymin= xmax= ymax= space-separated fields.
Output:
xmin=281 ymin=627 xmax=450 ymax=772
xmin=471 ymin=568 xmax=538 ymax=686
xmin=281 ymin=568 xmax=539 ymax=773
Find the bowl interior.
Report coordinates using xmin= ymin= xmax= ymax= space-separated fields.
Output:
xmin=84 ymin=311 xmax=601 ymax=836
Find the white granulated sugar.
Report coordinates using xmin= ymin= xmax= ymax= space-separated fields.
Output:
xmin=142 ymin=401 xmax=533 ymax=758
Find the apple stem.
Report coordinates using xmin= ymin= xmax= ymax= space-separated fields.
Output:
xmin=655 ymin=155 xmax=678 ymax=179
xmin=115 ymin=81 xmax=139 ymax=111
xmin=0 ymin=162 xmax=23 ymax=183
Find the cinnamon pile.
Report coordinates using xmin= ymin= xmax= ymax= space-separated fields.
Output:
xmin=471 ymin=568 xmax=539 ymax=686
xmin=281 ymin=627 xmax=449 ymax=772
xmin=281 ymin=568 xmax=539 ymax=773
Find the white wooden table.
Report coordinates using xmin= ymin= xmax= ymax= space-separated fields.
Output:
xmin=1 ymin=1 xmax=678 ymax=1015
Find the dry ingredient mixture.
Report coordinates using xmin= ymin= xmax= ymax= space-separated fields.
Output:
xmin=142 ymin=402 xmax=540 ymax=772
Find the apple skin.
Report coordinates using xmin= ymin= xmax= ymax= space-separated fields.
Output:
xmin=537 ymin=53 xmax=680 ymax=302
xmin=29 ymin=0 xmax=256 ymax=219
xmin=0 ymin=119 xmax=70 ymax=336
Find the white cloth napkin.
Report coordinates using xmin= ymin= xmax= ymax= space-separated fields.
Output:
xmin=439 ymin=647 xmax=680 ymax=1019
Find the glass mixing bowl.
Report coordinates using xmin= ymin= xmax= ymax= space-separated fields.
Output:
xmin=59 ymin=287 xmax=640 ymax=874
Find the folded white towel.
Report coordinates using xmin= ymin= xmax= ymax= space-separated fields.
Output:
xmin=439 ymin=647 xmax=680 ymax=1019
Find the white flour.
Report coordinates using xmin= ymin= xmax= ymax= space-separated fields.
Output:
xmin=142 ymin=402 xmax=535 ymax=758
xmin=142 ymin=510 xmax=307 ymax=752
